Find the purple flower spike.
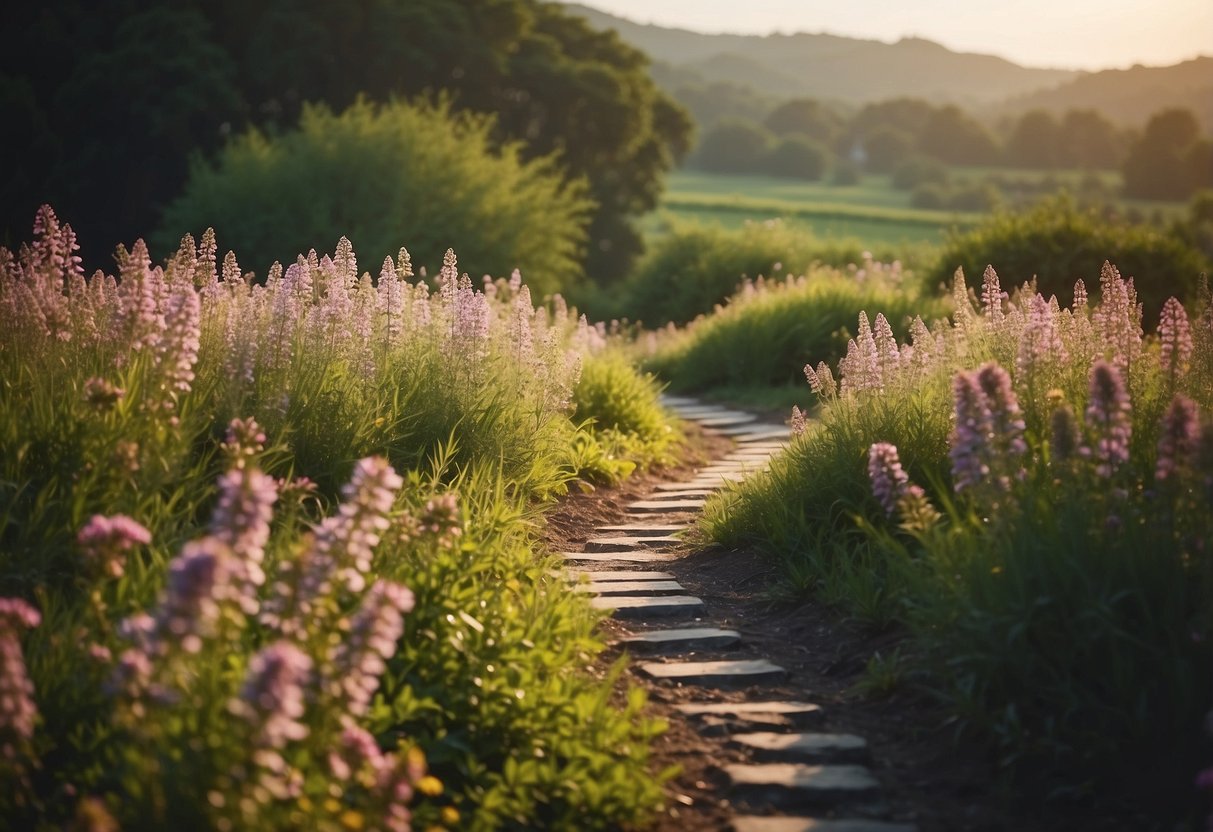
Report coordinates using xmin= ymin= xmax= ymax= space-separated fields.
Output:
xmin=1083 ymin=361 xmax=1132 ymax=478
xmin=868 ymin=442 xmax=910 ymax=516
xmin=1156 ymin=395 xmax=1200 ymax=481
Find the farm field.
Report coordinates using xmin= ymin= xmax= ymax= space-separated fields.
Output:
xmin=645 ymin=170 xmax=974 ymax=247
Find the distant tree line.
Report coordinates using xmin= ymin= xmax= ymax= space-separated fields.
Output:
xmin=1 ymin=0 xmax=692 ymax=281
xmin=686 ymin=95 xmax=1213 ymax=201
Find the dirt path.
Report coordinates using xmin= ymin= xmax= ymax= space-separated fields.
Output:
xmin=548 ymin=399 xmax=1130 ymax=832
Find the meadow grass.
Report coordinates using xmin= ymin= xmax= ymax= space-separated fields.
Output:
xmin=0 ymin=207 xmax=676 ymax=830
xmin=700 ymin=262 xmax=1213 ymax=820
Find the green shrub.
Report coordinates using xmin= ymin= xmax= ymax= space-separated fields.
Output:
xmin=155 ymin=98 xmax=592 ymax=297
xmin=645 ymin=261 xmax=945 ymax=395
xmin=620 ymin=221 xmax=870 ymax=326
xmin=891 ymin=156 xmax=950 ymax=190
xmin=927 ymin=194 xmax=1209 ymax=324
xmin=762 ymin=136 xmax=830 ymax=180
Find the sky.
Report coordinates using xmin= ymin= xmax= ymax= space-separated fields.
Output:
xmin=561 ymin=0 xmax=1213 ymax=71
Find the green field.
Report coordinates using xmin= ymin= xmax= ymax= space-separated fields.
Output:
xmin=646 ymin=170 xmax=980 ymax=247
xmin=647 ymin=168 xmax=1191 ymax=251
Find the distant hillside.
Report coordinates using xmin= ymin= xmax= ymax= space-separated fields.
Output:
xmin=1000 ymin=57 xmax=1213 ymax=132
xmin=562 ymin=3 xmax=1080 ymax=106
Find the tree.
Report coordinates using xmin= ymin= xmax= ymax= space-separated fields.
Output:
xmin=1006 ymin=110 xmax=1061 ymax=168
xmin=918 ymin=106 xmax=1001 ymax=166
xmin=862 ymin=126 xmax=916 ymax=173
xmin=762 ymin=137 xmax=830 ymax=180
xmin=1058 ymin=109 xmax=1125 ymax=170
xmin=3 ymin=0 xmax=691 ymax=282
xmin=763 ymin=99 xmax=843 ymax=145
xmin=693 ymin=119 xmax=774 ymax=174
xmin=1123 ymin=108 xmax=1208 ymax=200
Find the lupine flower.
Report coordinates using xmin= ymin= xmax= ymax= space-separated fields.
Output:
xmin=1156 ymin=395 xmax=1200 ymax=481
xmin=210 ymin=466 xmax=278 ymax=612
xmin=867 ymin=442 xmax=910 ymax=516
xmin=223 ymin=417 xmax=267 ymax=464
xmin=1083 ymin=360 xmax=1132 ymax=478
xmin=83 ymin=377 xmax=125 ymax=410
xmin=790 ymin=406 xmax=808 ymax=436
xmin=1016 ymin=293 xmax=1066 ymax=381
xmin=155 ymin=539 xmax=238 ymax=655
xmin=980 ymin=265 xmax=1005 ymax=322
xmin=329 ymin=719 xmax=425 ymax=832
xmin=1092 ymin=262 xmax=1142 ymax=372
xmin=804 ymin=362 xmax=837 ymax=399
xmin=328 ymin=581 xmax=414 ymax=717
xmin=0 ymin=597 xmax=41 ymax=761
xmin=232 ymin=641 xmax=312 ymax=797
xmin=896 ymin=484 xmax=941 ymax=532
xmin=976 ymin=363 xmax=1028 ymax=463
xmin=156 ymin=284 xmax=201 ymax=401
xmin=1158 ymin=296 xmax=1193 ymax=382
xmin=949 ymin=371 xmax=992 ymax=491
xmin=77 ymin=514 xmax=152 ymax=578
xmin=1049 ymin=404 xmax=1080 ymax=463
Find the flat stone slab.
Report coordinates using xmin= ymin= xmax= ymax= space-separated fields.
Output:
xmin=674 ymin=701 xmax=824 ymax=725
xmin=660 ymin=396 xmax=702 ymax=407
xmin=732 ymin=818 xmax=917 ymax=832
xmin=725 ymin=763 xmax=880 ymax=808
xmin=627 ymin=499 xmax=706 ymax=513
xmin=570 ymin=569 xmax=675 ymax=582
xmin=694 ymin=414 xmax=760 ymax=427
xmin=669 ymin=406 xmax=744 ymax=417
xmin=639 ymin=659 xmax=786 ymax=687
xmin=724 ymin=453 xmax=777 ymax=462
xmin=645 ymin=489 xmax=717 ymax=500
xmin=585 ymin=580 xmax=685 ymax=596
xmin=591 ymin=595 xmax=705 ymax=619
xmin=584 ymin=535 xmax=682 ymax=552
xmin=594 ymin=523 xmax=688 ymax=536
xmin=616 ymin=627 xmax=742 ymax=652
xmin=562 ymin=550 xmax=676 ymax=564
xmin=730 ymin=732 xmax=869 ymax=762
xmin=734 ymin=430 xmax=793 ymax=443
xmin=654 ymin=480 xmax=722 ymax=492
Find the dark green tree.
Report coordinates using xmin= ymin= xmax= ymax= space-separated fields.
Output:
xmin=1006 ymin=109 xmax=1061 ymax=168
xmin=861 ymin=126 xmax=916 ymax=173
xmin=2 ymin=0 xmax=691 ymax=282
xmin=1123 ymin=108 xmax=1208 ymax=200
xmin=918 ymin=105 xmax=1001 ymax=166
xmin=693 ymin=119 xmax=774 ymax=174
xmin=763 ymin=99 xmax=843 ymax=145
xmin=762 ymin=137 xmax=830 ymax=180
xmin=1058 ymin=109 xmax=1125 ymax=170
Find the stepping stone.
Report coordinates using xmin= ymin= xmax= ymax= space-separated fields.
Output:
xmin=569 ymin=569 xmax=675 ymax=582
xmin=673 ymin=701 xmax=824 ymax=727
xmin=669 ymin=406 xmax=740 ymax=416
xmin=729 ymin=732 xmax=869 ymax=763
xmin=655 ymin=481 xmax=722 ymax=492
xmin=585 ymin=579 xmax=685 ymax=596
xmin=584 ymin=535 xmax=682 ymax=552
xmin=660 ymin=396 xmax=701 ymax=407
xmin=724 ymin=453 xmax=777 ymax=462
xmin=639 ymin=659 xmax=786 ymax=687
xmin=591 ymin=595 xmax=705 ymax=619
xmin=725 ymin=763 xmax=879 ymax=809
xmin=645 ymin=489 xmax=716 ymax=500
xmin=732 ymin=818 xmax=917 ymax=832
xmin=627 ymin=499 xmax=706 ymax=513
xmin=594 ymin=523 xmax=688 ymax=536
xmin=735 ymin=430 xmax=793 ymax=443
xmin=616 ymin=627 xmax=742 ymax=653
xmin=562 ymin=550 xmax=675 ymax=564
xmin=694 ymin=414 xmax=760 ymax=427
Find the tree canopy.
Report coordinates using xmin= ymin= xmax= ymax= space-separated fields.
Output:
xmin=2 ymin=0 xmax=691 ymax=281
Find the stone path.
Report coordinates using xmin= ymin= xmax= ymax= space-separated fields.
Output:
xmin=562 ymin=396 xmax=916 ymax=832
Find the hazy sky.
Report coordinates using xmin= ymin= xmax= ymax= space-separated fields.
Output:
xmin=562 ymin=0 xmax=1213 ymax=71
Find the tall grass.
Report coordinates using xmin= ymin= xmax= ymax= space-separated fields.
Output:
xmin=645 ymin=257 xmax=947 ymax=404
xmin=0 ymin=207 xmax=672 ymax=830
xmin=704 ymin=261 xmax=1213 ymax=820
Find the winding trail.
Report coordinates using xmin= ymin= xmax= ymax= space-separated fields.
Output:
xmin=562 ymin=397 xmax=919 ymax=832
